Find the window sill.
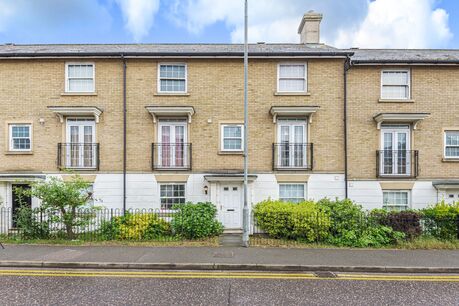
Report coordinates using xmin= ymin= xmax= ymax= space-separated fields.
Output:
xmin=378 ymin=99 xmax=414 ymax=103
xmin=442 ymin=158 xmax=459 ymax=162
xmin=61 ymin=92 xmax=97 ymax=96
xmin=154 ymin=92 xmax=190 ymax=96
xmin=274 ymin=92 xmax=311 ymax=96
xmin=218 ymin=151 xmax=244 ymax=155
xmin=5 ymin=151 xmax=33 ymax=155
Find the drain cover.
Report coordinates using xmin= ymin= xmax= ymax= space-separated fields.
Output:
xmin=314 ymin=271 xmax=337 ymax=278
xmin=213 ymin=251 xmax=235 ymax=258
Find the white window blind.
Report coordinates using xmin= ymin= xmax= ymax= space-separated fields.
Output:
xmin=66 ymin=64 xmax=95 ymax=92
xmin=160 ymin=184 xmax=186 ymax=210
xmin=445 ymin=131 xmax=459 ymax=158
xmin=279 ymin=184 xmax=305 ymax=203
xmin=278 ymin=64 xmax=307 ymax=92
xmin=381 ymin=70 xmax=410 ymax=100
xmin=9 ymin=124 xmax=31 ymax=151
xmin=221 ymin=125 xmax=243 ymax=151
xmin=159 ymin=64 xmax=187 ymax=92
xmin=383 ymin=191 xmax=409 ymax=211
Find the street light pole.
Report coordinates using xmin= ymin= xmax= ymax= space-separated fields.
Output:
xmin=242 ymin=0 xmax=249 ymax=247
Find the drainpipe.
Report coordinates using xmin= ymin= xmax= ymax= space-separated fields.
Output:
xmin=122 ymin=55 xmax=127 ymax=214
xmin=344 ymin=56 xmax=351 ymax=199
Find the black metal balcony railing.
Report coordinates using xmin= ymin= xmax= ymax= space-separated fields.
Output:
xmin=273 ymin=143 xmax=313 ymax=170
xmin=152 ymin=143 xmax=192 ymax=170
xmin=57 ymin=143 xmax=99 ymax=170
xmin=376 ymin=150 xmax=418 ymax=178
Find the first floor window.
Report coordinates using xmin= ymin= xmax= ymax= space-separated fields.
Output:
xmin=278 ymin=63 xmax=307 ymax=92
xmin=221 ymin=124 xmax=243 ymax=151
xmin=158 ymin=64 xmax=187 ymax=93
xmin=381 ymin=70 xmax=410 ymax=100
xmin=445 ymin=131 xmax=459 ymax=158
xmin=383 ymin=190 xmax=410 ymax=211
xmin=160 ymin=184 xmax=186 ymax=210
xmin=9 ymin=124 xmax=31 ymax=151
xmin=279 ymin=184 xmax=305 ymax=203
xmin=66 ymin=63 xmax=95 ymax=92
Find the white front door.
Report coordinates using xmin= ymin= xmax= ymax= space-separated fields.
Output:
xmin=277 ymin=120 xmax=307 ymax=168
xmin=219 ymin=184 xmax=242 ymax=229
xmin=380 ymin=126 xmax=411 ymax=175
xmin=158 ymin=120 xmax=187 ymax=168
xmin=66 ymin=119 xmax=96 ymax=168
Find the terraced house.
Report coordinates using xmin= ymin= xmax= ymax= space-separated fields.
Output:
xmin=0 ymin=12 xmax=458 ymax=230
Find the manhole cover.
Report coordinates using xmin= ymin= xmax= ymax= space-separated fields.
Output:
xmin=314 ymin=271 xmax=337 ymax=278
xmin=213 ymin=251 xmax=235 ymax=258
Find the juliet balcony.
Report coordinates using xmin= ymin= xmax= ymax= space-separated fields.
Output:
xmin=273 ymin=143 xmax=313 ymax=171
xmin=57 ymin=143 xmax=100 ymax=170
xmin=376 ymin=150 xmax=418 ymax=178
xmin=152 ymin=143 xmax=192 ymax=171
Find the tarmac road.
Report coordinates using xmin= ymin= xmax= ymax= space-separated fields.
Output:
xmin=0 ymin=269 xmax=458 ymax=305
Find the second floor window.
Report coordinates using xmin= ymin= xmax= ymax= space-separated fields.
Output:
xmin=381 ymin=70 xmax=410 ymax=100
xmin=66 ymin=63 xmax=95 ymax=93
xmin=221 ymin=124 xmax=243 ymax=152
xmin=9 ymin=124 xmax=31 ymax=151
xmin=158 ymin=64 xmax=187 ymax=93
xmin=445 ymin=131 xmax=459 ymax=158
xmin=277 ymin=64 xmax=307 ymax=92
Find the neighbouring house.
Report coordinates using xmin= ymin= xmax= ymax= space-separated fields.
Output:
xmin=0 ymin=11 xmax=458 ymax=231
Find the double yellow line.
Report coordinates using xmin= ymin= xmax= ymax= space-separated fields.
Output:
xmin=0 ymin=269 xmax=458 ymax=282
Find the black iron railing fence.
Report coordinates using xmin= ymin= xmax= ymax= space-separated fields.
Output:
xmin=57 ymin=143 xmax=100 ymax=170
xmin=152 ymin=143 xmax=192 ymax=170
xmin=376 ymin=150 xmax=418 ymax=178
xmin=273 ymin=143 xmax=313 ymax=171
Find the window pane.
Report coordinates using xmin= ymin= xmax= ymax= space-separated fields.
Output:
xmin=382 ymin=71 xmax=409 ymax=85
xmin=69 ymin=79 xmax=94 ymax=92
xmin=13 ymin=138 xmax=30 ymax=150
xmin=279 ymin=65 xmax=305 ymax=78
xmin=160 ymin=79 xmax=186 ymax=92
xmin=279 ymin=184 xmax=305 ymax=203
xmin=446 ymin=132 xmax=459 ymax=146
xmin=224 ymin=126 xmax=241 ymax=138
xmin=68 ymin=64 xmax=93 ymax=78
xmin=279 ymin=79 xmax=305 ymax=92
xmin=383 ymin=191 xmax=409 ymax=211
xmin=223 ymin=139 xmax=242 ymax=150
xmin=446 ymin=147 xmax=459 ymax=157
xmin=12 ymin=126 xmax=29 ymax=138
xmin=381 ymin=85 xmax=409 ymax=99
xmin=160 ymin=184 xmax=186 ymax=209
xmin=160 ymin=65 xmax=186 ymax=79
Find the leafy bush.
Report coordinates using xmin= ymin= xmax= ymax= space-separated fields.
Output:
xmin=100 ymin=212 xmax=171 ymax=240
xmin=15 ymin=206 xmax=50 ymax=240
xmin=421 ymin=201 xmax=459 ymax=240
xmin=171 ymin=202 xmax=223 ymax=239
xmin=253 ymin=200 xmax=330 ymax=242
xmin=371 ymin=209 xmax=422 ymax=240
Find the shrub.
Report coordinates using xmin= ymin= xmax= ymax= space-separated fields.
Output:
xmin=371 ymin=209 xmax=422 ymax=240
xmin=421 ymin=201 xmax=459 ymax=240
xmin=171 ymin=202 xmax=223 ymax=239
xmin=15 ymin=206 xmax=50 ymax=240
xmin=253 ymin=200 xmax=330 ymax=242
xmin=99 ymin=212 xmax=171 ymax=240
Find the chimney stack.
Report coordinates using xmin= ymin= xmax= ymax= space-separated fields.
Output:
xmin=298 ymin=11 xmax=323 ymax=44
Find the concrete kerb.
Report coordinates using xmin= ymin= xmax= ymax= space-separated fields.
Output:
xmin=0 ymin=261 xmax=458 ymax=274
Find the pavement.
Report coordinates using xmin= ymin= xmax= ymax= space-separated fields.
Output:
xmin=1 ymin=244 xmax=459 ymax=273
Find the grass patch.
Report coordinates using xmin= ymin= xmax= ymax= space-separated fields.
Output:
xmin=394 ymin=237 xmax=459 ymax=250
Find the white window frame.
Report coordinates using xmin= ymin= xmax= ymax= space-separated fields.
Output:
xmin=382 ymin=190 xmax=411 ymax=211
xmin=65 ymin=62 xmax=95 ymax=93
xmin=220 ymin=124 xmax=244 ymax=152
xmin=277 ymin=63 xmax=307 ymax=93
xmin=380 ymin=69 xmax=411 ymax=100
xmin=157 ymin=63 xmax=188 ymax=93
xmin=159 ymin=183 xmax=186 ymax=211
xmin=444 ymin=130 xmax=459 ymax=159
xmin=9 ymin=124 xmax=32 ymax=152
xmin=279 ymin=183 xmax=306 ymax=203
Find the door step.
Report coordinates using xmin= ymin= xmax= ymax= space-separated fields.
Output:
xmin=223 ymin=228 xmax=243 ymax=234
xmin=219 ymin=233 xmax=243 ymax=247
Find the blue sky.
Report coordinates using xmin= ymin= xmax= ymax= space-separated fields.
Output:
xmin=0 ymin=0 xmax=458 ymax=48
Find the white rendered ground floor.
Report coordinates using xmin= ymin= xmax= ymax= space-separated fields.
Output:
xmin=0 ymin=173 xmax=458 ymax=230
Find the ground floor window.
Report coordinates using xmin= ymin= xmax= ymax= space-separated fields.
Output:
xmin=160 ymin=184 xmax=186 ymax=210
xmin=279 ymin=184 xmax=305 ymax=203
xmin=382 ymin=190 xmax=410 ymax=211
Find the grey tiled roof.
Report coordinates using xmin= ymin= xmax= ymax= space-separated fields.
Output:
xmin=350 ymin=49 xmax=459 ymax=64
xmin=0 ymin=43 xmax=348 ymax=57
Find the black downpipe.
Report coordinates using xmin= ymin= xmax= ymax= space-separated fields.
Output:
xmin=122 ymin=55 xmax=127 ymax=214
xmin=344 ymin=56 xmax=351 ymax=199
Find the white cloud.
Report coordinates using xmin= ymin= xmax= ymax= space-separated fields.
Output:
xmin=335 ymin=0 xmax=453 ymax=48
xmin=115 ymin=0 xmax=160 ymax=42
xmin=168 ymin=0 xmax=452 ymax=48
